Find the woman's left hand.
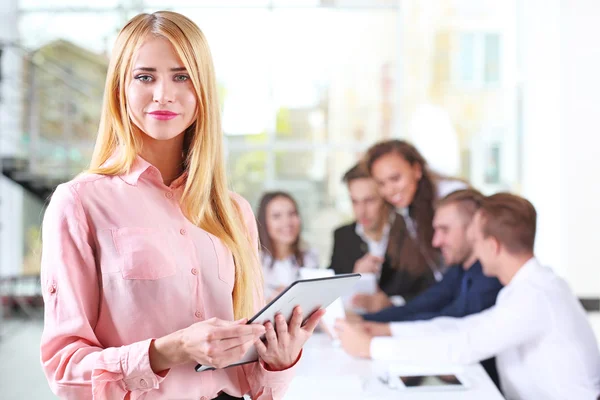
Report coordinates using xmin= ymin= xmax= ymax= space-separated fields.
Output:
xmin=255 ymin=306 xmax=326 ymax=371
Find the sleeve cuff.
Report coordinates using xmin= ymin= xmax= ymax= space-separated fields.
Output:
xmin=256 ymin=349 xmax=302 ymax=385
xmin=389 ymin=322 xmax=405 ymax=337
xmin=120 ymin=339 xmax=169 ymax=391
xmin=389 ymin=295 xmax=406 ymax=307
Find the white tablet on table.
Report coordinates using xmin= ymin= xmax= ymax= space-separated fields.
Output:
xmin=384 ymin=372 xmax=470 ymax=392
xmin=195 ymin=273 xmax=361 ymax=372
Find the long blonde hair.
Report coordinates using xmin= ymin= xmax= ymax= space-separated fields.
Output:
xmin=88 ymin=11 xmax=261 ymax=319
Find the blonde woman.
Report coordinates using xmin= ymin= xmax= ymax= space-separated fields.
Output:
xmin=39 ymin=11 xmax=324 ymax=400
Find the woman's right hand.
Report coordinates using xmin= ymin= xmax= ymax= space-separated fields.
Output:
xmin=150 ymin=317 xmax=265 ymax=372
xmin=183 ymin=318 xmax=266 ymax=369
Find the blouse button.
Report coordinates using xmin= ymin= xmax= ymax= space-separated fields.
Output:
xmin=165 ymin=191 xmax=173 ymax=199
xmin=191 ymin=268 xmax=198 ymax=275
xmin=195 ymin=311 xmax=202 ymax=319
xmin=200 ymin=397 xmax=208 ymax=400
xmin=48 ymin=285 xmax=56 ymax=294
xmin=140 ymin=378 xmax=147 ymax=388
xmin=180 ymin=228 xmax=187 ymax=236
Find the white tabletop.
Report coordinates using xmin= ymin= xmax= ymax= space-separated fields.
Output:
xmin=285 ymin=333 xmax=505 ymax=400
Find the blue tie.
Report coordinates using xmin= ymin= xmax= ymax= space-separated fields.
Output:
xmin=456 ymin=274 xmax=472 ymax=314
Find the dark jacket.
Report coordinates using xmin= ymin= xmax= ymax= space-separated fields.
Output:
xmin=329 ymin=217 xmax=435 ymax=301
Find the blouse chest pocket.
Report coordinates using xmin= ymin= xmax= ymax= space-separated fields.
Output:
xmin=112 ymin=227 xmax=177 ymax=280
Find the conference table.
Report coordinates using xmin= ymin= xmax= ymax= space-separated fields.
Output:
xmin=285 ymin=333 xmax=505 ymax=399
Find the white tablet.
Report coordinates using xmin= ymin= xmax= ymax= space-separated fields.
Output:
xmin=386 ymin=373 xmax=470 ymax=392
xmin=298 ymin=268 xmax=346 ymax=340
xmin=195 ymin=273 xmax=361 ymax=372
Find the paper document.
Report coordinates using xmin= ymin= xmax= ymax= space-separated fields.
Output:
xmin=343 ymin=272 xmax=377 ymax=312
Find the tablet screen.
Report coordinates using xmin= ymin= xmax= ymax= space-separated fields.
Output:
xmin=399 ymin=374 xmax=464 ymax=388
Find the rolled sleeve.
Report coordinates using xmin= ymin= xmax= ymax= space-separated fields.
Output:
xmin=256 ymin=349 xmax=302 ymax=385
xmin=92 ymin=339 xmax=167 ymax=397
xmin=240 ymin=351 xmax=300 ymax=399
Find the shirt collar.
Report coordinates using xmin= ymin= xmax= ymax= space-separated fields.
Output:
xmin=463 ymin=259 xmax=483 ymax=277
xmin=119 ymin=155 xmax=154 ymax=186
xmin=355 ymin=211 xmax=394 ymax=242
xmin=396 ymin=206 xmax=409 ymax=218
xmin=104 ymin=148 xmax=187 ymax=188
xmin=508 ymin=257 xmax=539 ymax=286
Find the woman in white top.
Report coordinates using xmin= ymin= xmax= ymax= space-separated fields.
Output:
xmin=257 ymin=192 xmax=319 ymax=300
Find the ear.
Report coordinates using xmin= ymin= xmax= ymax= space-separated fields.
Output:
xmin=490 ymin=237 xmax=502 ymax=256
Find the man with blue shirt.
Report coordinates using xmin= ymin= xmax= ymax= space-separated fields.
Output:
xmin=362 ymin=189 xmax=502 ymax=325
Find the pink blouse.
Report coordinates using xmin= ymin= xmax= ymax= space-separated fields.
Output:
xmin=40 ymin=155 xmax=295 ymax=399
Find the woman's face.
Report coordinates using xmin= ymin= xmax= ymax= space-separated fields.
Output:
xmin=126 ymin=36 xmax=197 ymax=142
xmin=370 ymin=152 xmax=422 ymax=209
xmin=265 ymin=196 xmax=301 ymax=248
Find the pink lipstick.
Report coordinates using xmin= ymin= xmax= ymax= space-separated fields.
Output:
xmin=148 ymin=110 xmax=178 ymax=120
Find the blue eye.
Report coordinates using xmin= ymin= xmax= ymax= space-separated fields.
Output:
xmin=174 ymin=74 xmax=189 ymax=82
xmin=135 ymin=75 xmax=153 ymax=82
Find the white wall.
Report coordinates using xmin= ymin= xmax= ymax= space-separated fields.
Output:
xmin=0 ymin=0 xmax=23 ymax=277
xmin=522 ymin=0 xmax=600 ymax=297
xmin=560 ymin=0 xmax=600 ymax=297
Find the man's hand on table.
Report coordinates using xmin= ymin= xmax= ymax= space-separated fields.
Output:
xmin=334 ymin=319 xmax=373 ymax=358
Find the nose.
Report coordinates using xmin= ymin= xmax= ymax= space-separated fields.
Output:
xmin=355 ymin=204 xmax=365 ymax=217
xmin=153 ymin=79 xmax=175 ymax=104
xmin=432 ymin=232 xmax=442 ymax=248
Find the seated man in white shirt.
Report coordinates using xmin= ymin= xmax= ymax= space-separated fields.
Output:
xmin=335 ymin=192 xmax=600 ymax=400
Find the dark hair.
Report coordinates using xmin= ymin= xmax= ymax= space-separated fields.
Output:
xmin=479 ymin=193 xmax=537 ymax=254
xmin=256 ymin=191 xmax=305 ymax=267
xmin=365 ymin=140 xmax=443 ymax=274
xmin=435 ymin=188 xmax=484 ymax=222
xmin=342 ymin=163 xmax=371 ymax=184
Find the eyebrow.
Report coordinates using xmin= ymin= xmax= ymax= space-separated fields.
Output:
xmin=133 ymin=67 xmax=187 ymax=72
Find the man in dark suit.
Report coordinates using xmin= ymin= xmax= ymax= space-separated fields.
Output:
xmin=330 ymin=163 xmax=391 ymax=276
xmin=330 ymin=164 xmax=434 ymax=310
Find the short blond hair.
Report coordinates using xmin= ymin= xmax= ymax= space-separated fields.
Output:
xmin=435 ymin=189 xmax=483 ymax=221
xmin=479 ymin=193 xmax=537 ymax=254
